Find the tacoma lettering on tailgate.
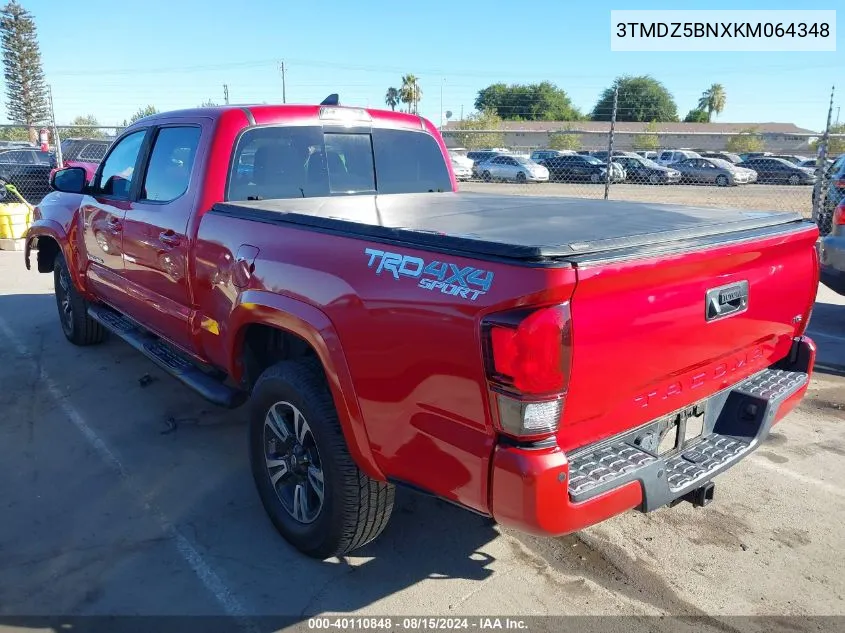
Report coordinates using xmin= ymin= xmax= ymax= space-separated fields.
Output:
xmin=364 ymin=248 xmax=494 ymax=301
xmin=634 ymin=346 xmax=766 ymax=408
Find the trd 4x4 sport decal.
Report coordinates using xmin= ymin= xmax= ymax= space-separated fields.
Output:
xmin=364 ymin=248 xmax=494 ymax=301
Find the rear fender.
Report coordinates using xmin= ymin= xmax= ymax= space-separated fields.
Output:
xmin=228 ymin=290 xmax=384 ymax=481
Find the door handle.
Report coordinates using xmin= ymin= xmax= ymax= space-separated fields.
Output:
xmin=159 ymin=231 xmax=181 ymax=247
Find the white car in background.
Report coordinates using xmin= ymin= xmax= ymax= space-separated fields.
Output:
xmin=448 ymin=149 xmax=474 ymax=171
xmin=475 ymin=154 xmax=549 ymax=183
xmin=451 ymin=158 xmax=472 ymax=181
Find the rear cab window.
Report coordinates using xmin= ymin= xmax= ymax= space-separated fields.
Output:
xmin=226 ymin=126 xmax=451 ymax=201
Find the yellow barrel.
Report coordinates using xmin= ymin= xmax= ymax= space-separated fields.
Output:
xmin=0 ymin=202 xmax=31 ymax=240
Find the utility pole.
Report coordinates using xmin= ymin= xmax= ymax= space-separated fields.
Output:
xmin=812 ymin=85 xmax=835 ymax=228
xmin=603 ymin=85 xmax=618 ymax=201
xmin=223 ymin=84 xmax=229 ymax=105
xmin=47 ymin=84 xmax=63 ymax=168
xmin=279 ymin=61 xmax=287 ymax=104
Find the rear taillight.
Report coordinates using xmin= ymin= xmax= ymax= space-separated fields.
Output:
xmin=796 ymin=241 xmax=820 ymax=337
xmin=833 ymin=179 xmax=845 ymax=190
xmin=483 ymin=304 xmax=572 ymax=440
xmin=834 ymin=204 xmax=845 ymax=226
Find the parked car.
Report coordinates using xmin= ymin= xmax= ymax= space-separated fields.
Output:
xmin=656 ymin=149 xmax=701 ymax=166
xmin=635 ymin=150 xmax=659 ymax=161
xmin=670 ymin=157 xmax=758 ymax=186
xmin=0 ymin=147 xmax=56 ymax=203
xmin=816 ymin=154 xmax=845 ymax=221
xmin=738 ymin=152 xmax=773 ymax=161
xmin=700 ymin=152 xmax=742 ymax=164
xmin=451 ymin=158 xmax=472 ymax=181
xmin=530 ymin=149 xmax=575 ymax=163
xmin=27 ymin=101 xmax=819 ymax=560
xmin=819 ymin=201 xmax=845 ymax=294
xmin=611 ymin=155 xmax=681 ymax=185
xmin=738 ymin=157 xmax=817 ymax=185
xmin=799 ymin=158 xmax=833 ymax=170
xmin=56 ymin=138 xmax=113 ymax=183
xmin=475 ymin=154 xmax=549 ymax=183
xmin=448 ymin=149 xmax=473 ymax=171
xmin=772 ymin=155 xmax=810 ymax=165
xmin=539 ymin=153 xmax=623 ymax=183
xmin=467 ymin=150 xmax=505 ymax=176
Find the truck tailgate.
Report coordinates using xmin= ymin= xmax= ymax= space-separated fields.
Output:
xmin=560 ymin=223 xmax=819 ymax=452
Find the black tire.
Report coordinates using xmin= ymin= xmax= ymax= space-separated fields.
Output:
xmin=53 ymin=253 xmax=106 ymax=346
xmin=590 ymin=172 xmax=601 ymax=183
xmin=482 ymin=171 xmax=492 ymax=182
xmin=788 ymin=174 xmax=801 ymax=185
xmin=249 ymin=359 xmax=395 ymax=558
xmin=515 ymin=171 xmax=526 ymax=183
xmin=648 ymin=173 xmax=660 ymax=185
xmin=716 ymin=174 xmax=729 ymax=187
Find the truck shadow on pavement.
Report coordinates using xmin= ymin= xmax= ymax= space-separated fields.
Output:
xmin=0 ymin=293 xmax=500 ymax=629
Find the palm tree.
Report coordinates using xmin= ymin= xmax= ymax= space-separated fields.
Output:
xmin=399 ymin=74 xmax=422 ymax=114
xmin=385 ymin=87 xmax=399 ymax=111
xmin=697 ymin=84 xmax=726 ymax=121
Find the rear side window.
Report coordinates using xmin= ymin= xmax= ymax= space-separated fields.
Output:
xmin=227 ymin=125 xmax=451 ymax=201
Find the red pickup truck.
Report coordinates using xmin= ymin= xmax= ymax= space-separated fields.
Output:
xmin=24 ymin=100 xmax=819 ymax=559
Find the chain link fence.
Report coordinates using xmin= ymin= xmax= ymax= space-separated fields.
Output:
xmin=446 ymin=128 xmax=844 ymax=233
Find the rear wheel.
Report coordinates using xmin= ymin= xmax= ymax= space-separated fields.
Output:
xmin=716 ymin=174 xmax=729 ymax=187
xmin=53 ymin=253 xmax=106 ymax=346
xmin=249 ymin=359 xmax=395 ymax=558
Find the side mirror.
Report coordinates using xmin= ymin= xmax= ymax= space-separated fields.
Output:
xmin=50 ymin=167 xmax=87 ymax=194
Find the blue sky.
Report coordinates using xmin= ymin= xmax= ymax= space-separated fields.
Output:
xmin=4 ymin=0 xmax=842 ymax=131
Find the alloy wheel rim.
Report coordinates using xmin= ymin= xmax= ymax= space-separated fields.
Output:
xmin=57 ymin=268 xmax=73 ymax=333
xmin=263 ymin=401 xmax=325 ymax=524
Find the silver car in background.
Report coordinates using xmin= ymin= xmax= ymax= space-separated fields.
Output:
xmin=476 ymin=154 xmax=549 ymax=183
xmin=670 ymin=157 xmax=758 ymax=186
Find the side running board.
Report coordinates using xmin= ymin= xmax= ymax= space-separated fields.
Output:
xmin=88 ymin=305 xmax=247 ymax=409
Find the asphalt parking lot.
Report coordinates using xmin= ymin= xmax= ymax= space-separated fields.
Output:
xmin=0 ymin=244 xmax=844 ymax=632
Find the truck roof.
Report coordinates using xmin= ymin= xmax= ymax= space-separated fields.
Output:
xmin=212 ymin=193 xmax=807 ymax=263
xmin=130 ymin=104 xmax=430 ymax=131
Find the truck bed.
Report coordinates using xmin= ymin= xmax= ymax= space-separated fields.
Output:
xmin=211 ymin=192 xmax=806 ymax=262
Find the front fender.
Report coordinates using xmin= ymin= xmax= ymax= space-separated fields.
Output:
xmin=228 ymin=290 xmax=384 ymax=481
xmin=24 ymin=220 xmax=85 ymax=289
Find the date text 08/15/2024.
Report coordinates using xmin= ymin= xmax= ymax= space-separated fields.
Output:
xmin=307 ymin=617 xmax=529 ymax=630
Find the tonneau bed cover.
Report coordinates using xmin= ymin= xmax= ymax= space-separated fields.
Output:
xmin=211 ymin=192 xmax=807 ymax=262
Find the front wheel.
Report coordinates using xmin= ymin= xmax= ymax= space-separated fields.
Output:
xmin=648 ymin=173 xmax=660 ymax=185
xmin=249 ymin=359 xmax=395 ymax=558
xmin=482 ymin=171 xmax=492 ymax=182
xmin=515 ymin=171 xmax=526 ymax=183
xmin=53 ymin=253 xmax=106 ymax=346
xmin=788 ymin=174 xmax=801 ymax=185
xmin=716 ymin=174 xmax=729 ymax=187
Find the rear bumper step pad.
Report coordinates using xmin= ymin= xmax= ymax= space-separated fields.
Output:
xmin=566 ymin=364 xmax=809 ymax=512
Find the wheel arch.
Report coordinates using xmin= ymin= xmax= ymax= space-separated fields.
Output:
xmin=227 ymin=291 xmax=384 ymax=481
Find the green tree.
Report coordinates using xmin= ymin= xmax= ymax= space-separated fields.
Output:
xmin=475 ymin=82 xmax=582 ymax=121
xmin=591 ymin=76 xmax=679 ymax=122
xmin=384 ymin=87 xmax=399 ymax=111
xmin=0 ymin=1 xmax=50 ymax=143
xmin=548 ymin=126 xmax=582 ymax=151
xmin=697 ymin=83 xmax=726 ymax=121
xmin=810 ymin=124 xmax=845 ymax=156
xmin=448 ymin=109 xmax=504 ymax=149
xmin=683 ymin=109 xmax=710 ymax=123
xmin=127 ymin=105 xmax=159 ymax=125
xmin=61 ymin=114 xmax=105 ymax=139
xmin=725 ymin=127 xmax=765 ymax=153
xmin=399 ymin=75 xmax=422 ymax=114
xmin=0 ymin=124 xmax=27 ymax=141
xmin=632 ymin=121 xmax=660 ymax=151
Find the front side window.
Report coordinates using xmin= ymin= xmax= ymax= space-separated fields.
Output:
xmin=140 ymin=126 xmax=201 ymax=202
xmin=95 ymin=130 xmax=146 ymax=198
